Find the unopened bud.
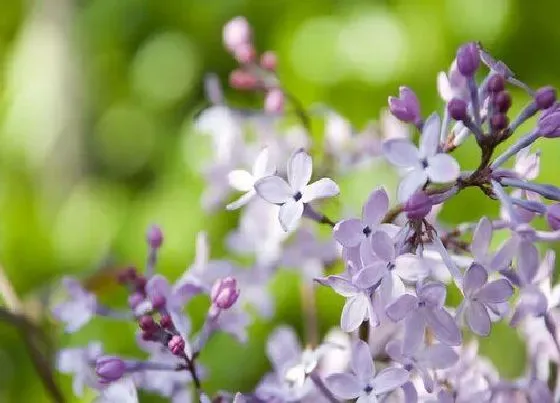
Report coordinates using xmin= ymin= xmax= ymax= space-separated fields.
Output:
xmin=260 ymin=51 xmax=278 ymax=70
xmin=487 ymin=74 xmax=505 ymax=93
xmin=447 ymin=98 xmax=468 ymax=121
xmin=404 ymin=192 xmax=433 ymax=220
xmin=139 ymin=315 xmax=158 ymax=333
xmin=456 ymin=42 xmax=480 ymax=77
xmin=233 ymin=43 xmax=256 ymax=64
xmin=538 ymin=103 xmax=560 ymax=138
xmin=229 ymin=70 xmax=259 ymax=90
xmin=223 ymin=17 xmax=251 ymax=52
xmin=547 ymin=203 xmax=560 ymax=230
xmin=168 ymin=335 xmax=185 ymax=356
xmin=388 ymin=86 xmax=421 ymax=124
xmin=146 ymin=225 xmax=163 ymax=249
xmin=264 ymin=89 xmax=284 ymax=113
xmin=96 ymin=356 xmax=126 ymax=383
xmin=490 ymin=114 xmax=509 ymax=131
xmin=535 ymin=86 xmax=557 ymax=110
xmin=211 ymin=277 xmax=240 ymax=310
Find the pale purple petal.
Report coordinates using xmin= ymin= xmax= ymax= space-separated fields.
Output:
xmin=471 ymin=217 xmax=492 ymax=261
xmin=398 ymin=169 xmax=428 ymax=202
xmin=475 ymin=279 xmax=513 ymax=304
xmin=334 ymin=219 xmax=364 ymax=248
xmin=252 ymin=147 xmax=275 ymax=177
xmin=370 ymin=231 xmax=395 ymax=262
xmin=341 ymin=294 xmax=369 ymax=332
xmin=382 ymin=139 xmax=419 ymax=167
xmin=371 ymin=368 xmax=410 ymax=394
xmin=425 ymin=154 xmax=460 ymax=183
xmin=302 ymin=178 xmax=339 ymax=202
xmin=287 ymin=149 xmax=312 ymax=191
xmin=254 ymin=176 xmax=292 ymax=204
xmin=325 ymin=373 xmax=362 ymax=399
xmin=517 ymin=242 xmax=539 ymax=285
xmin=386 ymin=294 xmax=418 ymax=322
xmin=278 ymin=199 xmax=303 ymax=231
xmin=465 ymin=301 xmax=491 ymax=336
xmin=489 ymin=236 xmax=519 ymax=271
xmin=418 ymin=282 xmax=446 ymax=308
xmin=145 ymin=275 xmax=171 ymax=299
xmin=363 ymin=188 xmax=389 ymax=227
xmin=403 ymin=313 xmax=425 ymax=355
xmin=419 ymin=113 xmax=441 ymax=158
xmin=226 ymin=190 xmax=255 ymax=211
xmin=463 ymin=263 xmax=488 ymax=297
xmin=266 ymin=326 xmax=301 ymax=371
xmin=417 ymin=365 xmax=434 ymax=393
xmin=357 ymin=395 xmax=378 ymax=403
xmin=354 ymin=262 xmax=387 ymax=289
xmin=228 ymin=170 xmax=254 ymax=192
xmin=423 ymin=307 xmax=462 ymax=345
xmin=352 ymin=340 xmax=375 ymax=381
xmin=316 ymin=275 xmax=358 ymax=297
xmin=402 ymin=381 xmax=418 ymax=403
xmin=394 ymin=254 xmax=429 ymax=282
xmin=420 ymin=344 xmax=459 ymax=369
xmin=510 ymin=288 xmax=548 ymax=326
xmin=379 ymin=273 xmax=405 ymax=306
xmin=360 ymin=239 xmax=377 ymax=267
xmin=385 ymin=340 xmax=406 ymax=363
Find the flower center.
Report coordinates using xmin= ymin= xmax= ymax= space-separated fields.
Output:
xmin=293 ymin=191 xmax=303 ymax=201
xmin=364 ymin=385 xmax=373 ymax=394
xmin=362 ymin=226 xmax=372 ymax=237
xmin=421 ymin=158 xmax=429 ymax=169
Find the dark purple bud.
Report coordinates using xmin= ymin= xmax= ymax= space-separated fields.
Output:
xmin=117 ymin=266 xmax=137 ymax=284
xmin=456 ymin=42 xmax=480 ymax=77
xmin=146 ymin=225 xmax=164 ymax=249
xmin=168 ymin=335 xmax=185 ymax=356
xmin=491 ymin=113 xmax=509 ymax=131
xmin=134 ymin=276 xmax=147 ymax=291
xmin=538 ymin=103 xmax=560 ymax=138
xmin=487 ymin=74 xmax=505 ymax=93
xmin=405 ymin=191 xmax=432 ymax=220
xmin=151 ymin=294 xmax=166 ymax=310
xmin=447 ymin=98 xmax=468 ymax=121
xmin=160 ymin=314 xmax=173 ymax=329
xmin=139 ymin=315 xmax=157 ymax=332
xmin=535 ymin=86 xmax=557 ymax=110
xmin=128 ymin=292 xmax=144 ymax=309
xmin=388 ymin=86 xmax=421 ymax=124
xmin=492 ymin=91 xmax=512 ymax=113
xmin=96 ymin=356 xmax=126 ymax=383
xmin=547 ymin=203 xmax=560 ymax=230
xmin=211 ymin=277 xmax=240 ymax=310
xmin=141 ymin=331 xmax=158 ymax=341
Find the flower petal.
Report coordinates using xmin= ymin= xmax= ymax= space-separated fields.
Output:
xmin=419 ymin=113 xmax=441 ymax=158
xmin=302 ymin=178 xmax=339 ymax=202
xmin=475 ymin=279 xmax=513 ymax=304
xmin=471 ymin=217 xmax=492 ymax=262
xmin=370 ymin=231 xmax=396 ymax=262
xmin=333 ymin=219 xmax=364 ymax=248
xmin=254 ymin=176 xmax=292 ymax=204
xmin=341 ymin=294 xmax=369 ymax=332
xmin=228 ymin=170 xmax=254 ymax=192
xmin=226 ymin=190 xmax=255 ymax=211
xmin=278 ymin=199 xmax=304 ymax=231
xmin=425 ymin=154 xmax=460 ymax=183
xmin=363 ymin=188 xmax=389 ymax=227
xmin=352 ymin=340 xmax=376 ymax=382
xmin=287 ymin=149 xmax=312 ymax=191
xmin=403 ymin=313 xmax=425 ymax=355
xmin=418 ymin=282 xmax=446 ymax=308
xmin=315 ymin=275 xmax=358 ymax=297
xmin=394 ymin=254 xmax=429 ymax=282
xmin=386 ymin=294 xmax=418 ymax=322
xmin=423 ymin=307 xmax=462 ymax=345
xmin=252 ymin=147 xmax=275 ymax=178
xmin=325 ymin=373 xmax=362 ymax=399
xmin=353 ymin=262 xmax=387 ymax=289
xmin=463 ymin=263 xmax=488 ymax=297
xmin=517 ymin=241 xmax=539 ymax=285
xmin=371 ymin=368 xmax=410 ymax=395
xmin=465 ymin=301 xmax=491 ymax=336
xmin=382 ymin=139 xmax=419 ymax=167
xmin=266 ymin=326 xmax=302 ymax=371
xmin=490 ymin=236 xmax=519 ymax=271
xmin=398 ymin=169 xmax=428 ymax=203
xmin=419 ymin=344 xmax=459 ymax=369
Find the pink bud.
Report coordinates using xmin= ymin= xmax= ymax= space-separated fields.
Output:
xmin=223 ymin=17 xmax=252 ymax=52
xmin=211 ymin=277 xmax=240 ymax=310
xmin=168 ymin=335 xmax=185 ymax=356
xmin=96 ymin=356 xmax=126 ymax=383
xmin=260 ymin=51 xmax=278 ymax=70
xmin=233 ymin=43 xmax=256 ymax=64
xmin=229 ymin=70 xmax=259 ymax=90
xmin=264 ymin=89 xmax=284 ymax=113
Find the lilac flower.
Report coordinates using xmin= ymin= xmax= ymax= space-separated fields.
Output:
xmin=470 ymin=217 xmax=518 ymax=272
xmin=386 ymin=282 xmax=462 ymax=350
xmin=97 ymin=377 xmax=139 ymax=403
xmin=538 ymin=102 xmax=560 ymax=137
xmin=388 ymin=86 xmax=421 ymax=125
xmin=316 ymin=274 xmax=377 ymax=332
xmin=386 ymin=339 xmax=458 ymax=393
xmin=383 ymin=113 xmax=460 ymax=202
xmin=57 ymin=342 xmax=103 ymax=396
xmin=96 ymin=356 xmax=127 ymax=383
xmin=333 ymin=187 xmax=398 ymax=254
xmin=210 ymin=276 xmax=240 ymax=310
xmin=325 ymin=340 xmax=409 ymax=402
xmin=52 ymin=277 xmax=97 ymax=333
xmin=255 ymin=149 xmax=339 ymax=231
xmin=226 ymin=147 xmax=276 ymax=210
xmin=457 ymin=263 xmax=513 ymax=336
xmin=437 ymin=61 xmax=469 ymax=102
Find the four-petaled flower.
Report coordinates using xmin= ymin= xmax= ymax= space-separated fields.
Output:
xmin=255 ymin=149 xmax=339 ymax=231
xmin=52 ymin=277 xmax=98 ymax=333
xmin=383 ymin=113 xmax=460 ymax=202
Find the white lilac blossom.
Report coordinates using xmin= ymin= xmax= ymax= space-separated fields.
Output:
xmin=255 ymin=149 xmax=339 ymax=231
xmin=383 ymin=113 xmax=460 ymax=202
xmin=50 ymin=20 xmax=560 ymax=403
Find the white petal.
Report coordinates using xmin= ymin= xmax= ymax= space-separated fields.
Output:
xmin=278 ymin=199 xmax=304 ymax=231
xmin=228 ymin=170 xmax=254 ymax=192
xmin=302 ymin=178 xmax=339 ymax=202
xmin=325 ymin=373 xmax=362 ymax=399
xmin=341 ymin=294 xmax=369 ymax=332
xmin=382 ymin=139 xmax=419 ymax=167
xmin=287 ymin=149 xmax=312 ymax=191
xmin=437 ymin=72 xmax=453 ymax=102
xmin=397 ymin=169 xmax=428 ymax=202
xmin=419 ymin=113 xmax=441 ymax=158
xmin=425 ymin=154 xmax=460 ymax=183
xmin=254 ymin=176 xmax=292 ymax=204
xmin=252 ymin=147 xmax=275 ymax=178
xmin=226 ymin=190 xmax=255 ymax=210
xmin=394 ymin=254 xmax=429 ymax=281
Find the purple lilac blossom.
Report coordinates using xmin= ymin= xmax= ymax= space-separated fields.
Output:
xmin=52 ymin=277 xmax=98 ymax=333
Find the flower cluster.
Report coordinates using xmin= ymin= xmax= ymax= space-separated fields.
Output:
xmin=53 ymin=16 xmax=560 ymax=403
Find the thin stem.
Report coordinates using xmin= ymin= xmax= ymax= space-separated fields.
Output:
xmin=300 ymin=278 xmax=319 ymax=348
xmin=309 ymin=371 xmax=340 ymax=403
xmin=491 ymin=130 xmax=540 ymax=169
xmin=145 ymin=247 xmax=158 ymax=278
xmin=0 ymin=263 xmax=21 ymax=313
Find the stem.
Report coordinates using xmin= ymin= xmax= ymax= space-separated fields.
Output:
xmin=491 ymin=130 xmax=540 ymax=169
xmin=283 ymin=90 xmax=312 ymax=134
xmin=309 ymin=371 xmax=340 ymax=403
xmin=146 ymin=247 xmax=158 ymax=278
xmin=300 ymin=278 xmax=318 ymax=348
xmin=303 ymin=203 xmax=336 ymax=228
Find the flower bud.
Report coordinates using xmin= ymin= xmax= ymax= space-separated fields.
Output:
xmin=487 ymin=74 xmax=505 ymax=93
xmin=388 ymin=87 xmax=421 ymax=124
xmin=211 ymin=277 xmax=240 ymax=310
xmin=233 ymin=43 xmax=256 ymax=64
xmin=160 ymin=314 xmax=173 ymax=329
xmin=264 ymin=89 xmax=285 ymax=113
xmin=535 ymin=86 xmax=557 ymax=110
xmin=96 ymin=356 xmax=126 ymax=383
xmin=490 ymin=113 xmax=509 ymax=131
xmin=117 ymin=266 xmax=137 ymax=284
xmin=139 ymin=315 xmax=158 ymax=333
xmin=229 ymin=70 xmax=259 ymax=90
xmin=404 ymin=191 xmax=432 ymax=220
xmin=134 ymin=276 xmax=147 ymax=291
xmin=168 ymin=335 xmax=185 ymax=356
xmin=538 ymin=103 xmax=560 ymax=138
xmin=223 ymin=17 xmax=251 ymax=52
xmin=146 ymin=225 xmax=163 ymax=249
xmin=260 ymin=51 xmax=278 ymax=70
xmin=492 ymin=91 xmax=512 ymax=113
xmin=547 ymin=203 xmax=560 ymax=230
xmin=128 ymin=292 xmax=144 ymax=309
xmin=150 ymin=294 xmax=166 ymax=310
xmin=447 ymin=98 xmax=468 ymax=121
xmin=456 ymin=42 xmax=480 ymax=77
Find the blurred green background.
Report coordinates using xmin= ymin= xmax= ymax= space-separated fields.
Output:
xmin=0 ymin=0 xmax=559 ymax=401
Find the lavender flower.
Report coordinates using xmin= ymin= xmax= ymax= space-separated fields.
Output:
xmin=57 ymin=342 xmax=103 ymax=396
xmin=383 ymin=113 xmax=460 ymax=202
xmin=325 ymin=340 xmax=409 ymax=402
xmin=470 ymin=217 xmax=518 ymax=272
xmin=255 ymin=149 xmax=339 ymax=231
xmin=52 ymin=277 xmax=97 ymax=333
xmin=388 ymin=86 xmax=421 ymax=125
xmin=97 ymin=377 xmax=139 ymax=403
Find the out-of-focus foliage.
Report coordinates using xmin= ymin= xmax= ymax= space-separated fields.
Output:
xmin=0 ymin=0 xmax=558 ymax=401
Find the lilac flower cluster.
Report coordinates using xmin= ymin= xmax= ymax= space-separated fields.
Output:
xmin=52 ymin=16 xmax=560 ymax=403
